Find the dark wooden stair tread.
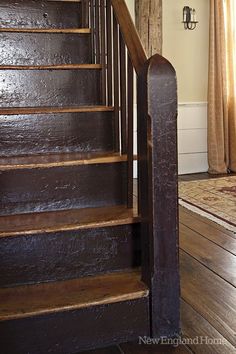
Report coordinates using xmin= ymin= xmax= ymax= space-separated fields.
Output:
xmin=48 ymin=0 xmax=81 ymax=2
xmin=0 ymin=64 xmax=102 ymax=70
xmin=0 ymin=28 xmax=90 ymax=33
xmin=0 ymin=271 xmax=148 ymax=321
xmin=0 ymin=204 xmax=139 ymax=237
xmin=49 ymin=0 xmax=81 ymax=1
xmin=0 ymin=105 xmax=114 ymax=115
xmin=0 ymin=152 xmax=127 ymax=170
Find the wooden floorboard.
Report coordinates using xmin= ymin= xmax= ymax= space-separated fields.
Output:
xmin=180 ymin=205 xmax=236 ymax=239
xmin=88 ymin=175 xmax=236 ymax=353
xmin=180 ymin=250 xmax=236 ymax=346
xmin=181 ymin=300 xmax=235 ymax=354
xmin=180 ymin=207 xmax=236 ymax=250
xmin=180 ymin=223 xmax=236 ymax=286
xmin=119 ymin=343 xmax=193 ymax=353
xmin=77 ymin=347 xmax=121 ymax=354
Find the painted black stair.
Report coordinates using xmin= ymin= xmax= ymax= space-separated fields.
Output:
xmin=0 ymin=153 xmax=128 ymax=215
xmin=0 ymin=0 xmax=82 ymax=29
xmin=0 ymin=107 xmax=115 ymax=156
xmin=0 ymin=67 xmax=102 ymax=107
xmin=0 ymin=32 xmax=92 ymax=65
xmin=0 ymin=205 xmax=141 ymax=287
xmin=0 ymin=271 xmax=149 ymax=354
xmin=0 ymin=1 xmax=145 ymax=353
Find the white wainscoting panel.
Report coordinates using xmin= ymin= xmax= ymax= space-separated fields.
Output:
xmin=178 ymin=153 xmax=208 ymax=175
xmin=133 ymin=102 xmax=208 ymax=178
xmin=178 ymin=129 xmax=207 ymax=154
xmin=178 ymin=102 xmax=208 ymax=175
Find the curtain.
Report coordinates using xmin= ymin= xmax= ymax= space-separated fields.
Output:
xmin=208 ymin=0 xmax=236 ymax=174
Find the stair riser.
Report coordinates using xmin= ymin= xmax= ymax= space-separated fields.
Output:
xmin=0 ymin=33 xmax=91 ymax=65
xmin=0 ymin=299 xmax=149 ymax=354
xmin=0 ymin=163 xmax=128 ymax=215
xmin=0 ymin=70 xmax=101 ymax=107
xmin=0 ymin=112 xmax=115 ymax=156
xmin=0 ymin=224 xmax=141 ymax=287
xmin=0 ymin=0 xmax=82 ymax=29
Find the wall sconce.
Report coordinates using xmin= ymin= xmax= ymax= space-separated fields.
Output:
xmin=183 ymin=6 xmax=198 ymax=30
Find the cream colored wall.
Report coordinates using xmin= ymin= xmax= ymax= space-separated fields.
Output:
xmin=125 ymin=0 xmax=209 ymax=173
xmin=125 ymin=0 xmax=135 ymax=19
xmin=163 ymin=0 xmax=209 ymax=103
xmin=126 ymin=0 xmax=209 ymax=102
xmin=162 ymin=0 xmax=210 ymax=174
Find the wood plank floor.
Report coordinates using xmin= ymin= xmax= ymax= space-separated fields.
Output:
xmin=82 ymin=174 xmax=236 ymax=354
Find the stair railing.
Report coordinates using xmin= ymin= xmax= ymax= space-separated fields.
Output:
xmin=81 ymin=0 xmax=180 ymax=339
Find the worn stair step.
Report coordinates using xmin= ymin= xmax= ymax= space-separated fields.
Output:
xmin=0 ymin=271 xmax=148 ymax=321
xmin=0 ymin=0 xmax=82 ymax=29
xmin=0 ymin=28 xmax=90 ymax=33
xmin=0 ymin=153 xmax=128 ymax=216
xmin=0 ymin=107 xmax=115 ymax=156
xmin=0 ymin=203 xmax=139 ymax=237
xmin=0 ymin=69 xmax=101 ymax=107
xmin=0 ymin=205 xmax=141 ymax=287
xmin=0 ymin=271 xmax=149 ymax=354
xmin=0 ymin=33 xmax=92 ymax=65
xmin=0 ymin=64 xmax=101 ymax=69
xmin=0 ymin=106 xmax=113 ymax=115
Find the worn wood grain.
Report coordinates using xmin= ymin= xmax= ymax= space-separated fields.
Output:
xmin=0 ymin=33 xmax=91 ymax=65
xmin=0 ymin=111 xmax=115 ymax=156
xmin=48 ymin=0 xmax=81 ymax=2
xmin=0 ymin=161 xmax=128 ymax=215
xmin=0 ymin=70 xmax=101 ymax=107
xmin=180 ymin=224 xmax=236 ymax=286
xmin=179 ymin=205 xmax=236 ymax=239
xmin=0 ymin=1 xmax=149 ymax=353
xmin=0 ymin=64 xmax=101 ymax=69
xmin=0 ymin=0 xmax=82 ymax=29
xmin=0 ymin=28 xmax=91 ymax=33
xmin=0 ymin=153 xmax=127 ymax=170
xmin=0 ymin=271 xmax=148 ymax=321
xmin=0 ymin=105 xmax=114 ymax=115
xmin=0 ymin=298 xmax=149 ymax=354
xmin=135 ymin=0 xmax=162 ymax=56
xmin=138 ymin=54 xmax=179 ymax=338
xmin=0 ymin=223 xmax=141 ymax=287
xmin=0 ymin=204 xmax=138 ymax=237
xmin=180 ymin=207 xmax=236 ymax=254
xmin=181 ymin=300 xmax=235 ymax=354
xmin=180 ymin=250 xmax=236 ymax=346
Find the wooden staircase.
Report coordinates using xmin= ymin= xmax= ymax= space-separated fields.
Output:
xmin=0 ymin=0 xmax=180 ymax=353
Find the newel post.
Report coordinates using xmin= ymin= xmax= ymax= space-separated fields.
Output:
xmin=138 ymin=54 xmax=180 ymax=338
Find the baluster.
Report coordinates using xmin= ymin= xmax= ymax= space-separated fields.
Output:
xmin=100 ymin=0 xmax=106 ymax=104
xmin=106 ymin=0 xmax=112 ymax=105
xmin=119 ymin=33 xmax=127 ymax=154
xmin=82 ymin=0 xmax=89 ymax=28
xmin=95 ymin=0 xmax=100 ymax=64
xmin=113 ymin=14 xmax=120 ymax=151
xmin=127 ymin=56 xmax=133 ymax=208
xmin=90 ymin=0 xmax=95 ymax=63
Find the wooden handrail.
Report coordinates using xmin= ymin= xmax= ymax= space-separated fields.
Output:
xmin=111 ymin=0 xmax=147 ymax=75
